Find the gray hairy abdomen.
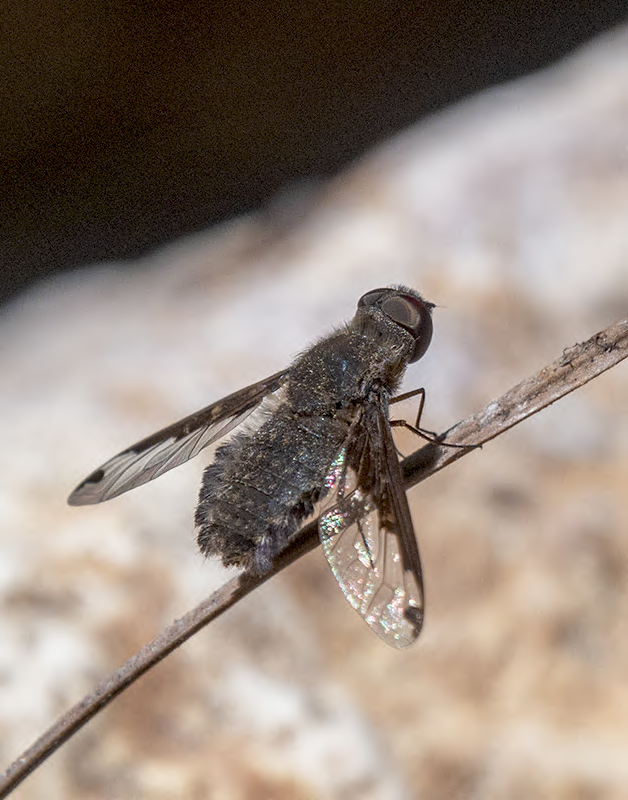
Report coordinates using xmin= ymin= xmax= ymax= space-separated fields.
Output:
xmin=195 ymin=405 xmax=349 ymax=573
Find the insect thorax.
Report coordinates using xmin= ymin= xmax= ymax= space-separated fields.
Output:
xmin=287 ymin=327 xmax=412 ymax=415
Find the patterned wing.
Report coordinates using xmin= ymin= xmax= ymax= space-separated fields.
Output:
xmin=318 ymin=401 xmax=424 ymax=648
xmin=68 ymin=369 xmax=289 ymax=505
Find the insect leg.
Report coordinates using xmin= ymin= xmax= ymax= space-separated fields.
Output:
xmin=390 ymin=418 xmax=434 ymax=443
xmin=390 ymin=387 xmax=425 ymax=405
xmin=390 ymin=419 xmax=478 ymax=450
xmin=391 ymin=387 xmax=478 ymax=451
xmin=390 ymin=387 xmax=439 ymax=438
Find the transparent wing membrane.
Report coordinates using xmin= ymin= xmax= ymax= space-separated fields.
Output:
xmin=319 ymin=436 xmax=424 ymax=648
xmin=69 ymin=370 xmax=288 ymax=505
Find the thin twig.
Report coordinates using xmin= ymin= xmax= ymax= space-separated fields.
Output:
xmin=1 ymin=318 xmax=626 ymax=798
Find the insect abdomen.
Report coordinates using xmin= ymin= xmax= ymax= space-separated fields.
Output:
xmin=195 ymin=406 xmax=349 ymax=573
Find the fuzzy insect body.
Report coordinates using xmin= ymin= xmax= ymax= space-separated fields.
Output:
xmin=69 ymin=286 xmax=435 ymax=648
xmin=196 ymin=327 xmax=409 ymax=573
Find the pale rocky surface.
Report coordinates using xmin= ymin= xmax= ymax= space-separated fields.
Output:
xmin=1 ymin=26 xmax=628 ymax=800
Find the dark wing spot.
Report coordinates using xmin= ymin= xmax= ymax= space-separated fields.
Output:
xmin=83 ymin=468 xmax=105 ymax=486
xmin=403 ymin=605 xmax=424 ymax=632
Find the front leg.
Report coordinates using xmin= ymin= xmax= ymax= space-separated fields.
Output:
xmin=390 ymin=387 xmax=435 ymax=436
xmin=390 ymin=387 xmax=478 ymax=451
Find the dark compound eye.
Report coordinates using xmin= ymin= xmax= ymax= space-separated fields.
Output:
xmin=357 ymin=288 xmax=434 ymax=363
xmin=381 ymin=295 xmax=433 ymax=362
xmin=357 ymin=288 xmax=388 ymax=308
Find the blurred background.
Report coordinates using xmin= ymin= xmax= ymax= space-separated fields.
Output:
xmin=3 ymin=0 xmax=628 ymax=305
xmin=2 ymin=4 xmax=628 ymax=800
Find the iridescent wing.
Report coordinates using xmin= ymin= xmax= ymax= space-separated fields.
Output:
xmin=318 ymin=400 xmax=424 ymax=648
xmin=68 ymin=370 xmax=289 ymax=505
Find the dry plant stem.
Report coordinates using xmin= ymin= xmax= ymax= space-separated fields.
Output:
xmin=1 ymin=318 xmax=627 ymax=798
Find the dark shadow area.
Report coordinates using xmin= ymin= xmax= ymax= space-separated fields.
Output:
xmin=2 ymin=0 xmax=627 ymax=304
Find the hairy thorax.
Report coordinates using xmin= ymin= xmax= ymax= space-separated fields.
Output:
xmin=195 ymin=328 xmax=411 ymax=573
xmin=287 ymin=329 xmax=408 ymax=413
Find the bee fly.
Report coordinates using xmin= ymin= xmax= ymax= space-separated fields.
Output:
xmin=69 ymin=286 xmax=436 ymax=648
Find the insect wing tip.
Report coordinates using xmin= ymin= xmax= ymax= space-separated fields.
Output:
xmin=67 ymin=469 xmax=107 ymax=506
